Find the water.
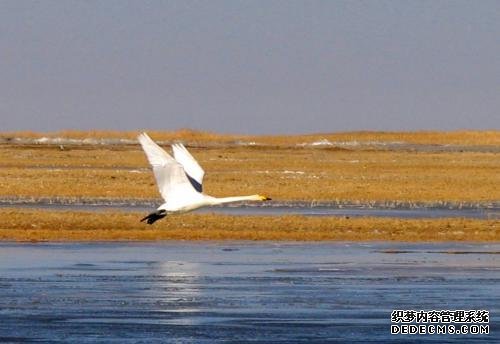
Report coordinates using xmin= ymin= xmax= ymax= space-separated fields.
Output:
xmin=0 ymin=242 xmax=498 ymax=343
xmin=1 ymin=202 xmax=497 ymax=219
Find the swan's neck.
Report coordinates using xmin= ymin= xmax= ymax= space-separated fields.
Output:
xmin=208 ymin=194 xmax=265 ymax=205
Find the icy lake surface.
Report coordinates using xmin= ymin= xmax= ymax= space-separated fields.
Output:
xmin=0 ymin=242 xmax=498 ymax=343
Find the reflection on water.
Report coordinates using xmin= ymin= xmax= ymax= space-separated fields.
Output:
xmin=0 ymin=242 xmax=498 ymax=343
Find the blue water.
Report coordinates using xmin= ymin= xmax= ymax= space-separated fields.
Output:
xmin=0 ymin=242 xmax=498 ymax=343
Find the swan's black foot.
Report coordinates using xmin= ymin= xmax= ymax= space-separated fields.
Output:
xmin=140 ymin=210 xmax=167 ymax=225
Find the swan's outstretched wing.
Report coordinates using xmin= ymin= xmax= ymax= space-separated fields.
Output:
xmin=137 ymin=133 xmax=199 ymax=201
xmin=172 ymin=143 xmax=205 ymax=192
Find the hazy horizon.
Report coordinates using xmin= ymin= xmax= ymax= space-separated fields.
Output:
xmin=1 ymin=1 xmax=499 ymax=134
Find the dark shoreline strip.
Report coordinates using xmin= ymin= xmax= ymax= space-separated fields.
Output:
xmin=0 ymin=196 xmax=498 ymax=210
xmin=0 ymin=198 xmax=498 ymax=219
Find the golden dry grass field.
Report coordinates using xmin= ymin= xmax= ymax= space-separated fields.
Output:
xmin=0 ymin=134 xmax=498 ymax=202
xmin=0 ymin=209 xmax=497 ymax=242
xmin=0 ymin=130 xmax=499 ymax=241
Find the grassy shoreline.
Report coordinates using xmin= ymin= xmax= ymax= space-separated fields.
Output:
xmin=0 ymin=209 xmax=497 ymax=242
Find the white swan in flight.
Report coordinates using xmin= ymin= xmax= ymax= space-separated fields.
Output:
xmin=138 ymin=132 xmax=271 ymax=224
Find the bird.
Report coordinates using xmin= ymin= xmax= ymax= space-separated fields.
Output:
xmin=137 ymin=132 xmax=271 ymax=224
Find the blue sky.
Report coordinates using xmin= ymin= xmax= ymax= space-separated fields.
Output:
xmin=1 ymin=0 xmax=499 ymax=134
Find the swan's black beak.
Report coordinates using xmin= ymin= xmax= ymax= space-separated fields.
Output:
xmin=140 ymin=210 xmax=167 ymax=225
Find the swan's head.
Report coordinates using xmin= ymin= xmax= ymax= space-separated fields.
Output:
xmin=257 ymin=195 xmax=272 ymax=201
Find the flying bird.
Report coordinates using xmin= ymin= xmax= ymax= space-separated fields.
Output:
xmin=138 ymin=132 xmax=271 ymax=224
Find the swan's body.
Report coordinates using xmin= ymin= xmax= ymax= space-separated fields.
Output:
xmin=138 ymin=132 xmax=270 ymax=224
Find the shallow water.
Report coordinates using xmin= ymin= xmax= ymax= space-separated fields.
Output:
xmin=0 ymin=242 xmax=498 ymax=343
xmin=2 ymin=202 xmax=498 ymax=219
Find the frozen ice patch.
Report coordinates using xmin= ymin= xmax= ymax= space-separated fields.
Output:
xmin=283 ymin=170 xmax=305 ymax=174
xmin=311 ymin=139 xmax=333 ymax=146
